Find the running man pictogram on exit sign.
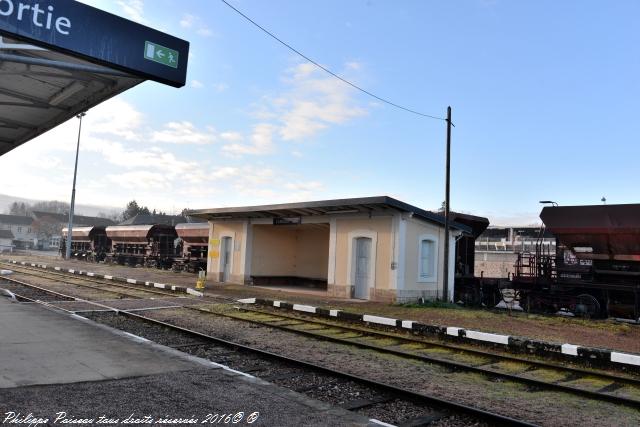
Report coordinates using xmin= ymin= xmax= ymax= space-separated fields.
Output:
xmin=144 ymin=41 xmax=179 ymax=68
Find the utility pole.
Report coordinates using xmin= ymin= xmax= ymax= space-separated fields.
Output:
xmin=65 ymin=112 xmax=86 ymax=259
xmin=442 ymin=106 xmax=452 ymax=302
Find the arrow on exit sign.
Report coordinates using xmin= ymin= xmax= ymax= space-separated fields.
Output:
xmin=144 ymin=41 xmax=179 ymax=68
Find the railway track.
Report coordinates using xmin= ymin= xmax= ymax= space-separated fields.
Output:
xmin=1 ymin=261 xmax=181 ymax=299
xmin=0 ymin=276 xmax=532 ymax=426
xmin=186 ymin=303 xmax=640 ymax=409
xmin=4 ymin=270 xmax=640 ymax=424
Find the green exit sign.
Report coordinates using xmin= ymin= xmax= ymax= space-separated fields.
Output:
xmin=144 ymin=41 xmax=179 ymax=68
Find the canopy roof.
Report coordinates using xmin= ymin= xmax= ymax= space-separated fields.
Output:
xmin=1 ymin=0 xmax=188 ymax=155
xmin=0 ymin=36 xmax=141 ymax=156
xmin=190 ymin=196 xmax=472 ymax=234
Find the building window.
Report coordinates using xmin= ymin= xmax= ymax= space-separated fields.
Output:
xmin=17 ymin=227 xmax=22 ymax=233
xmin=27 ymin=227 xmax=31 ymax=233
xmin=418 ymin=235 xmax=438 ymax=282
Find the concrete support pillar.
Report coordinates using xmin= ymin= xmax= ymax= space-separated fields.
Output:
xmin=327 ymin=218 xmax=337 ymax=285
xmin=240 ymin=220 xmax=253 ymax=284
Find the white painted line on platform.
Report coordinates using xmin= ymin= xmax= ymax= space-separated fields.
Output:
xmin=329 ymin=309 xmax=340 ymax=317
xmin=293 ymin=304 xmax=316 ymax=314
xmin=363 ymin=314 xmax=397 ymax=326
xmin=611 ymin=352 xmax=640 ymax=366
xmin=447 ymin=327 xmax=462 ymax=337
xmin=126 ymin=278 xmax=137 ymax=284
xmin=104 ymin=275 xmax=113 ymax=280
xmin=369 ymin=419 xmax=396 ymax=427
xmin=237 ymin=298 xmax=256 ymax=304
xmin=154 ymin=283 xmax=166 ymax=289
xmin=68 ymin=269 xmax=75 ymax=273
xmin=561 ymin=343 xmax=579 ymax=356
xmin=273 ymin=300 xmax=281 ymax=307
xmin=209 ymin=361 xmax=255 ymax=378
xmin=464 ymin=330 xmax=510 ymax=345
xmin=87 ymin=272 xmax=95 ymax=277
xmin=123 ymin=331 xmax=150 ymax=343
xmin=401 ymin=320 xmax=414 ymax=329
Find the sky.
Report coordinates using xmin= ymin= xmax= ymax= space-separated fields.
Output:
xmin=1 ymin=0 xmax=639 ymax=224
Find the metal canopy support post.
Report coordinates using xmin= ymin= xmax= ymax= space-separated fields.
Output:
xmin=442 ymin=106 xmax=452 ymax=302
xmin=65 ymin=112 xmax=86 ymax=259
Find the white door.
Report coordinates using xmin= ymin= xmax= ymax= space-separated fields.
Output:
xmin=354 ymin=237 xmax=372 ymax=299
xmin=221 ymin=237 xmax=232 ymax=282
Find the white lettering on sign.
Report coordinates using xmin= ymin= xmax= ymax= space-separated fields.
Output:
xmin=0 ymin=0 xmax=71 ymax=35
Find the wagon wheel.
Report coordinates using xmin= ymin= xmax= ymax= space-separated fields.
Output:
xmin=572 ymin=294 xmax=601 ymax=318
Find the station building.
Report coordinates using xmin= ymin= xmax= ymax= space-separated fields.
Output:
xmin=191 ymin=196 xmax=486 ymax=302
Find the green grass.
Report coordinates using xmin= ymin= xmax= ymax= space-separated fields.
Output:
xmin=396 ymin=300 xmax=461 ymax=310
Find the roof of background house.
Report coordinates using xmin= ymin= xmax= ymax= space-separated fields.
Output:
xmin=0 ymin=229 xmax=15 ymax=239
xmin=31 ymin=211 xmax=116 ymax=227
xmin=189 ymin=196 xmax=473 ymax=234
xmin=0 ymin=214 xmax=33 ymax=225
xmin=118 ymin=213 xmax=199 ymax=226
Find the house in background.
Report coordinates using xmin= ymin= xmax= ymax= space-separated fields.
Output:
xmin=0 ymin=229 xmax=15 ymax=252
xmin=0 ymin=214 xmax=36 ymax=249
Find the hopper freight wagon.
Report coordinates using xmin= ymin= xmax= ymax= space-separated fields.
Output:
xmin=511 ymin=203 xmax=640 ymax=320
xmin=174 ymin=222 xmax=209 ymax=273
xmin=60 ymin=226 xmax=111 ymax=262
xmin=105 ymin=224 xmax=178 ymax=269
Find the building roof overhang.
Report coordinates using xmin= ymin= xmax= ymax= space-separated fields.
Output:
xmin=1 ymin=0 xmax=189 ymax=156
xmin=0 ymin=36 xmax=142 ymax=156
xmin=189 ymin=196 xmax=473 ymax=234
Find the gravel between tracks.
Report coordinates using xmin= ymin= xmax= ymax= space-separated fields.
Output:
xmin=84 ymin=312 xmax=485 ymax=427
xmin=135 ymin=307 xmax=640 ymax=427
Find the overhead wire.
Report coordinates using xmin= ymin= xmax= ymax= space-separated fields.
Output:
xmin=218 ymin=0 xmax=445 ymax=121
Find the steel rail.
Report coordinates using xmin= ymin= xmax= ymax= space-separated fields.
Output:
xmin=181 ymin=305 xmax=640 ymax=409
xmin=2 ymin=262 xmax=179 ymax=298
xmin=2 ymin=276 xmax=535 ymax=425
xmin=117 ymin=309 xmax=537 ymax=427
xmin=219 ymin=305 xmax=640 ymax=386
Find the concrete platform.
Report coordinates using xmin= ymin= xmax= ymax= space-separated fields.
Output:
xmin=0 ymin=297 xmax=199 ymax=388
xmin=0 ymin=297 xmax=373 ymax=426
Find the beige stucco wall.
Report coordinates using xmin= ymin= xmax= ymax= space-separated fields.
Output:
xmin=333 ymin=215 xmax=393 ymax=299
xmin=295 ymin=227 xmax=329 ymax=279
xmin=207 ymin=221 xmax=246 ymax=283
xmin=403 ymin=217 xmax=444 ymax=296
xmin=251 ymin=225 xmax=329 ymax=279
xmin=401 ymin=217 xmax=456 ymax=302
xmin=251 ymin=226 xmax=297 ymax=276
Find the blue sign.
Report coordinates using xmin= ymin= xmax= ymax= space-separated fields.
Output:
xmin=0 ymin=0 xmax=189 ymax=87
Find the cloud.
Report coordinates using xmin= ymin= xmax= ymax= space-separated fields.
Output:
xmin=116 ymin=0 xmax=145 ymax=23
xmin=180 ymin=14 xmax=195 ymax=28
xmin=151 ymin=121 xmax=216 ymax=145
xmin=191 ymin=80 xmax=204 ymax=89
xmin=197 ymin=28 xmax=214 ymax=37
xmin=277 ymin=63 xmax=367 ymax=141
xmin=86 ymin=98 xmax=143 ymax=141
xmin=106 ymin=171 xmax=169 ymax=190
xmin=179 ymin=13 xmax=213 ymax=37
xmin=219 ymin=132 xmax=244 ymax=142
xmin=213 ymin=83 xmax=229 ymax=92
xmin=222 ymin=124 xmax=275 ymax=156
xmin=245 ymin=62 xmax=366 ymax=143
